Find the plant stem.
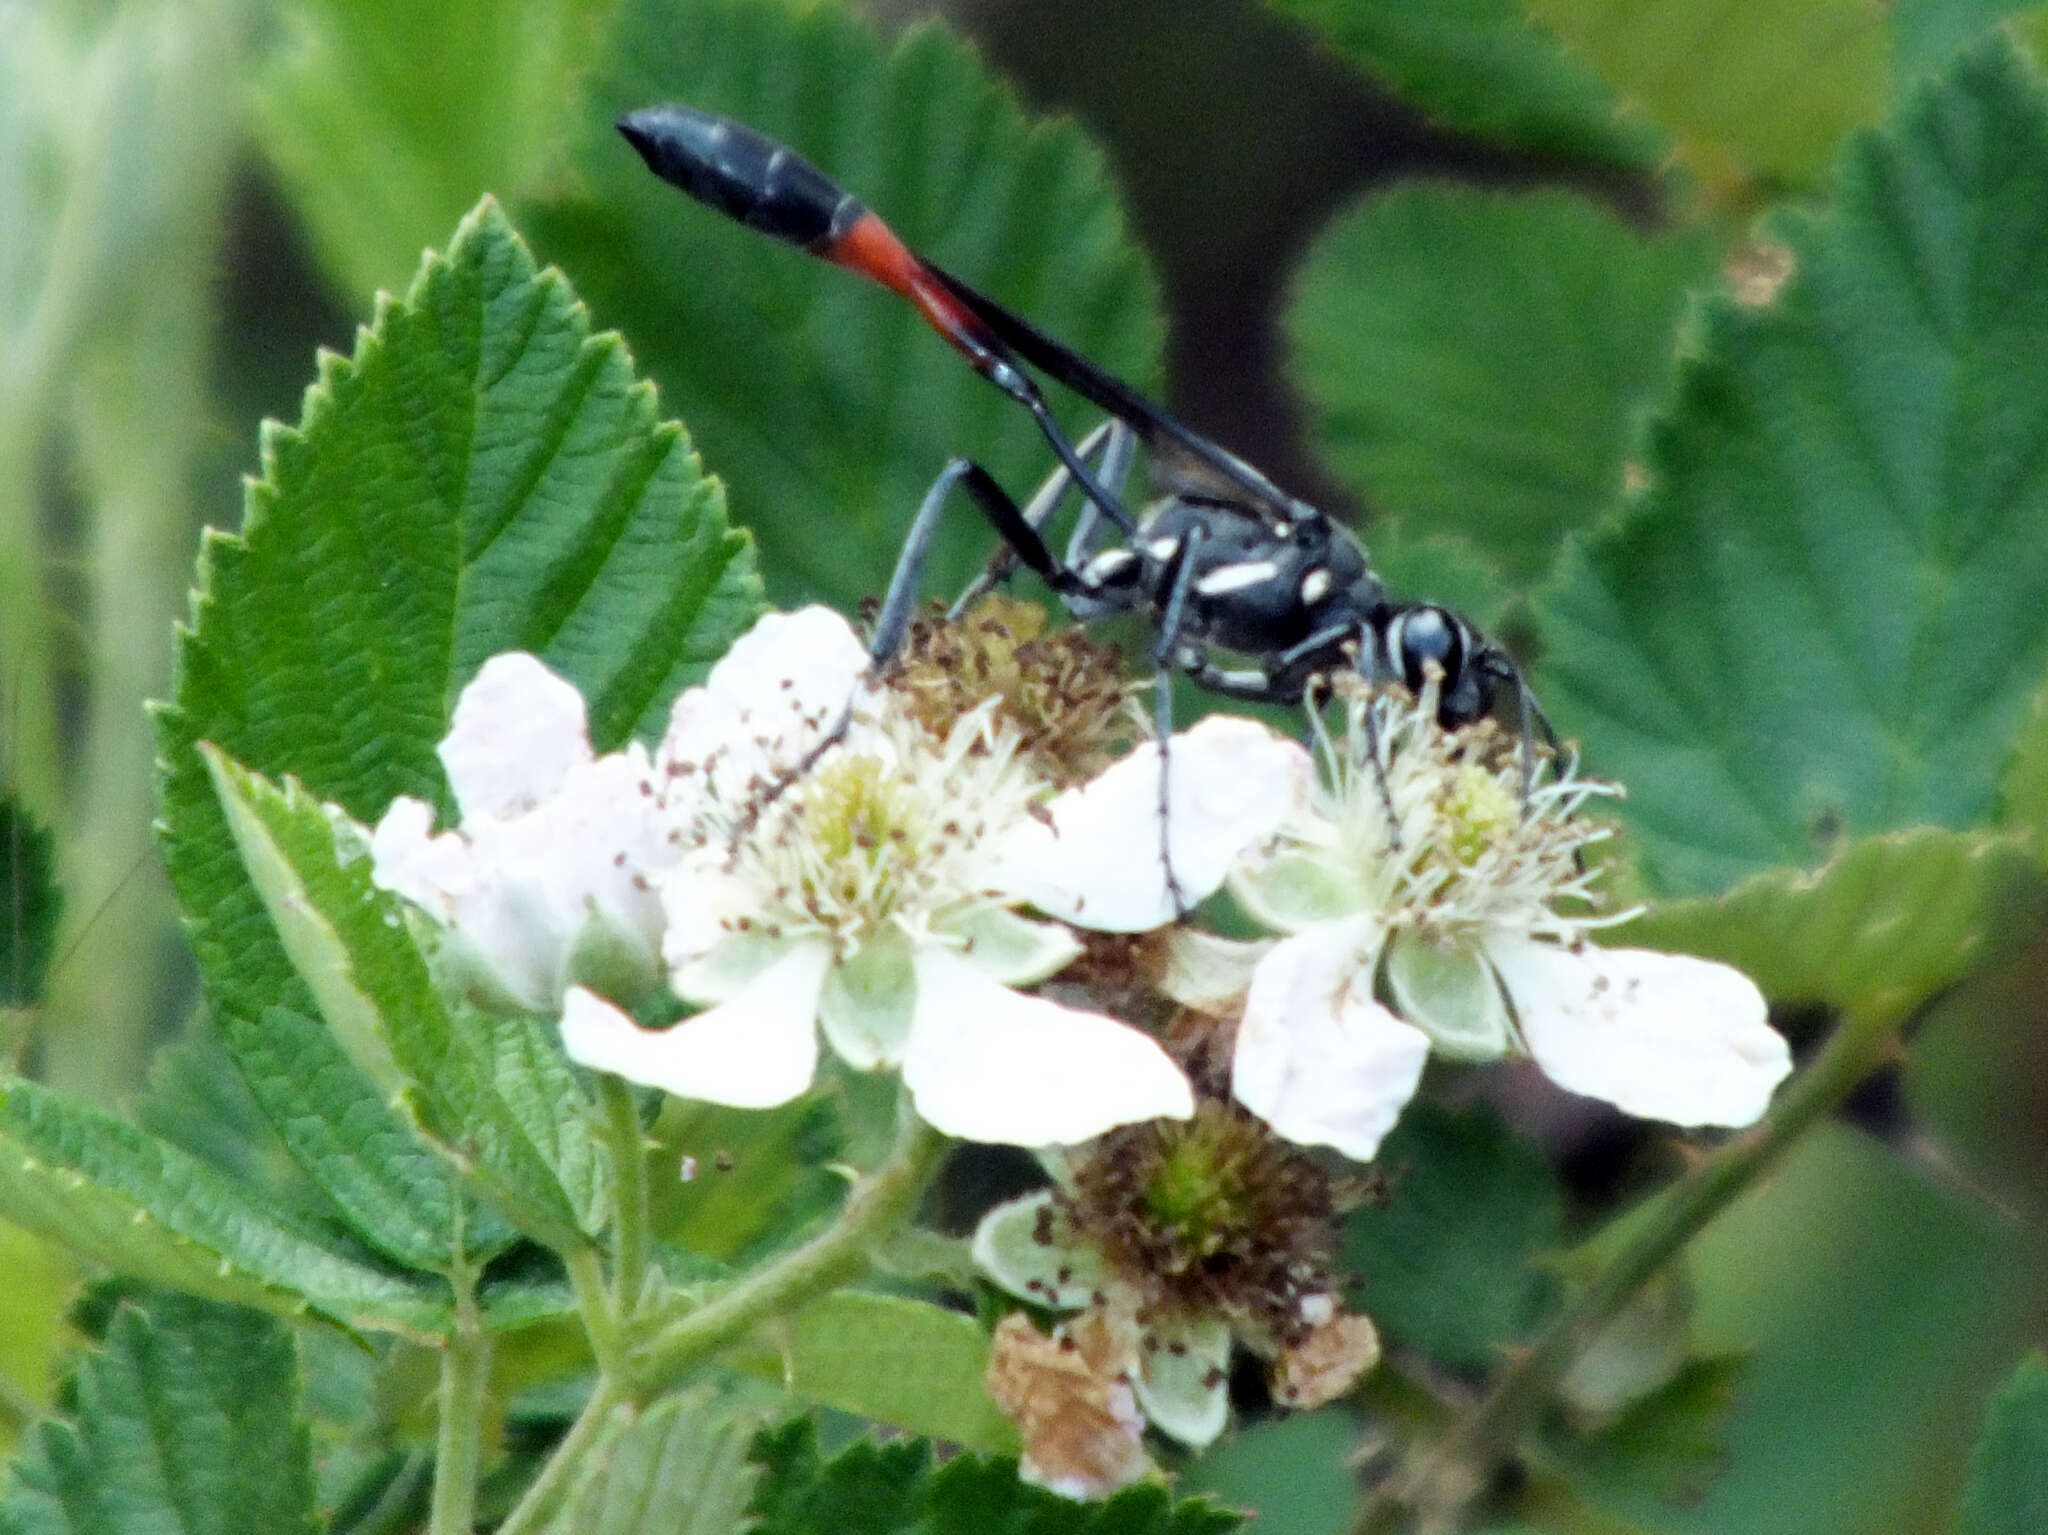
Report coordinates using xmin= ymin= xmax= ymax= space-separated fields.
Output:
xmin=496 ymin=1097 xmax=947 ymax=1535
xmin=429 ymin=1258 xmax=491 ymax=1535
xmin=598 ymin=1074 xmax=651 ymax=1320
xmin=565 ymin=1242 xmax=623 ymax=1377
xmin=1367 ymin=1000 xmax=1903 ymax=1534
xmin=624 ymin=1103 xmax=949 ymax=1395
xmin=493 ymin=1377 xmax=625 ymax=1535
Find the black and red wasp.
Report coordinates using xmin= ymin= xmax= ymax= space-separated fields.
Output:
xmin=617 ymin=105 xmax=1560 ymax=888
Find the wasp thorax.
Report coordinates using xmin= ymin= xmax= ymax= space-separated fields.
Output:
xmin=884 ymin=596 xmax=1137 ymax=787
xmin=1066 ymin=1099 xmax=1340 ymax=1340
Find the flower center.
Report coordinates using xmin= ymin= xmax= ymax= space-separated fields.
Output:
xmin=1436 ymin=761 xmax=1518 ymax=869
xmin=715 ymin=699 xmax=1049 ymax=951
xmin=1069 ymin=1101 xmax=1339 ymax=1332
xmin=803 ymin=752 xmax=924 ymax=891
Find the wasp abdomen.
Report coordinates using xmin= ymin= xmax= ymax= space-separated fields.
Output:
xmin=617 ymin=105 xmax=863 ymax=255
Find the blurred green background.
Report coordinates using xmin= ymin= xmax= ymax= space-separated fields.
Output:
xmin=3 ymin=0 xmax=2047 ymax=1531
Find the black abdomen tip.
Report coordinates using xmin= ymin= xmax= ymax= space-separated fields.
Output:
xmin=616 ymin=104 xmax=858 ymax=252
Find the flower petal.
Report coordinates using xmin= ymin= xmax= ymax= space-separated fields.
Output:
xmin=559 ymin=942 xmax=830 ymax=1108
xmin=970 ymin=1190 xmax=1110 ymax=1310
xmin=991 ymin=716 xmax=1311 ymax=933
xmin=1132 ymin=1314 xmax=1232 ymax=1447
xmin=369 ymin=796 xmax=469 ymax=916
xmin=1489 ymin=937 xmax=1790 ymax=1127
xmin=657 ymin=606 xmax=875 ymax=804
xmin=1233 ymin=919 xmax=1429 ymax=1161
xmin=986 ymin=1312 xmax=1152 ymax=1500
xmin=440 ymin=653 xmax=593 ymax=821
xmin=903 ymin=946 xmax=1193 ymax=1146
xmin=660 ymin=856 xmax=776 ymax=986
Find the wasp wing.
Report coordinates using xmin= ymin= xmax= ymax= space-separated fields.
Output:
xmin=921 ymin=262 xmax=1302 ymax=526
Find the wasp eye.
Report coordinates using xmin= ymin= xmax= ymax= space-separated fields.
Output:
xmin=1392 ymin=606 xmax=1465 ymax=694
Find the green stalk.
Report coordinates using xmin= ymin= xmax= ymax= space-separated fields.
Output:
xmin=497 ymin=1093 xmax=947 ymax=1535
xmin=1364 ymin=999 xmax=1904 ymax=1534
xmin=429 ymin=1259 xmax=491 ymax=1535
xmin=623 ymin=1103 xmax=948 ymax=1395
xmin=492 ymin=1377 xmax=625 ymax=1535
xmin=598 ymin=1074 xmax=651 ymax=1320
xmin=564 ymin=1242 xmax=624 ymax=1377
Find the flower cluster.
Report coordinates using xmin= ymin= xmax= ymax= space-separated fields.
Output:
xmin=370 ymin=602 xmax=1791 ymax=1177
xmin=367 ymin=601 xmax=1795 ymax=1489
xmin=372 ymin=604 xmax=1307 ymax=1147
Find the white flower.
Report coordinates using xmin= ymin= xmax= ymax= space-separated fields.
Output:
xmin=1222 ymin=685 xmax=1792 ymax=1161
xmin=560 ymin=607 xmax=1306 ymax=1148
xmin=369 ymin=653 xmax=666 ymax=1012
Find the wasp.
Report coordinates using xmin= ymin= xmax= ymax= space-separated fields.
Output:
xmin=618 ymin=105 xmax=1560 ymax=894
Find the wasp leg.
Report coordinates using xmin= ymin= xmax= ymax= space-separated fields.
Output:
xmin=1185 ymin=620 xmax=1406 ymax=851
xmin=872 ymin=458 xmax=1074 ymax=662
xmin=949 ymin=419 xmax=1136 ymax=617
xmin=731 ymin=459 xmax=1096 ymax=854
xmin=1062 ymin=419 xmax=1139 ymax=567
xmin=1147 ymin=521 xmax=1211 ymax=917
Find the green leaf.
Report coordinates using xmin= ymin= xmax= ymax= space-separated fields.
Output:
xmin=723 ymin=1291 xmax=1018 ymax=1454
xmin=1549 ymin=1352 xmax=1750 ymax=1506
xmin=1893 ymin=0 xmax=2042 ymax=83
xmin=1618 ymin=828 xmax=2045 ymax=1028
xmin=1355 ymin=524 xmax=1516 ymax=637
xmin=748 ymin=1419 xmax=1243 ymax=1535
xmin=1574 ymin=1125 xmax=2030 ymax=1533
xmin=0 ymin=1294 xmax=317 ymax=1535
xmin=1342 ymin=1101 xmax=1561 ymax=1372
xmin=1960 ymin=1354 xmax=2048 ymax=1535
xmin=0 ymin=1221 xmax=70 ymax=1455
xmin=1178 ymin=1411 xmax=1361 ymax=1535
xmin=251 ymin=0 xmax=608 ymax=296
xmin=204 ymin=747 xmax=601 ymax=1247
xmin=1269 ymin=0 xmax=1665 ymax=167
xmin=155 ymin=197 xmax=756 ymax=1243
xmin=1538 ymin=42 xmax=2048 ymax=896
xmin=1997 ymin=671 xmax=2048 ymax=858
xmin=0 ymin=1078 xmax=448 ymax=1339
xmin=230 ymin=1004 xmax=517 ymax=1270
xmin=545 ymin=1389 xmax=761 ymax=1535
xmin=0 ymin=796 xmax=60 ymax=1007
xmin=523 ymin=0 xmax=1162 ymax=610
xmin=1523 ymin=0 xmax=1889 ymax=184
xmin=138 ymin=1014 xmax=350 ymax=1234
xmin=1289 ymin=185 xmax=1711 ymax=590
xmin=650 ymin=1095 xmax=844 ymax=1265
